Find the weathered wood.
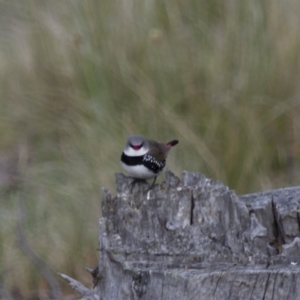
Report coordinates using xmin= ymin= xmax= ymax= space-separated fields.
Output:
xmin=64 ymin=171 xmax=300 ymax=299
xmin=58 ymin=273 xmax=100 ymax=300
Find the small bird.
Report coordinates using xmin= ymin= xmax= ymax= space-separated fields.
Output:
xmin=121 ymin=135 xmax=178 ymax=188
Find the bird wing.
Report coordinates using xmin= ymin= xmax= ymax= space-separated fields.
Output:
xmin=147 ymin=140 xmax=169 ymax=162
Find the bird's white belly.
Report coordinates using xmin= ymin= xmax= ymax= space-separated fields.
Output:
xmin=121 ymin=163 xmax=160 ymax=179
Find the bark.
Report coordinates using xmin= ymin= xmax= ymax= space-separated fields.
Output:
xmin=63 ymin=171 xmax=300 ymax=300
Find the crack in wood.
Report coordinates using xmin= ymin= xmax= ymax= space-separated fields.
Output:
xmin=160 ymin=272 xmax=165 ymax=300
xmin=296 ymin=212 xmax=300 ymax=234
xmin=249 ymin=273 xmax=259 ymax=299
xmin=190 ymin=194 xmax=195 ymax=225
xmin=212 ymin=274 xmax=222 ymax=300
xmin=227 ymin=272 xmax=238 ymax=299
xmin=262 ymin=273 xmax=271 ymax=300
xmin=271 ymin=271 xmax=279 ymax=300
xmin=271 ymin=197 xmax=284 ymax=253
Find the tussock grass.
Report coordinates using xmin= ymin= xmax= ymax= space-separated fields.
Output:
xmin=1 ymin=0 xmax=300 ymax=297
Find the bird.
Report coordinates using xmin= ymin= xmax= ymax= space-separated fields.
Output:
xmin=121 ymin=135 xmax=178 ymax=189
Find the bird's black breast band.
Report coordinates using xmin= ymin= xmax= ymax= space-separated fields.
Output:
xmin=121 ymin=153 xmax=166 ymax=174
xmin=121 ymin=153 xmax=143 ymax=165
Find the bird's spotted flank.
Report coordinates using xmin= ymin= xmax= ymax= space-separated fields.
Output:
xmin=143 ymin=154 xmax=166 ymax=174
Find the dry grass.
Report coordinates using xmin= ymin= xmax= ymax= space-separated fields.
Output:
xmin=0 ymin=0 xmax=300 ymax=297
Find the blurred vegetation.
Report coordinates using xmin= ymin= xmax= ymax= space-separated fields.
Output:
xmin=1 ymin=0 xmax=300 ymax=298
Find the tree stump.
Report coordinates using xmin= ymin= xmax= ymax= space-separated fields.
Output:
xmin=62 ymin=171 xmax=300 ymax=299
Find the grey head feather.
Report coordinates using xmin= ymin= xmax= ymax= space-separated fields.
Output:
xmin=125 ymin=135 xmax=149 ymax=151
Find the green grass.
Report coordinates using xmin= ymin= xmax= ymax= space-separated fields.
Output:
xmin=1 ymin=0 xmax=300 ymax=297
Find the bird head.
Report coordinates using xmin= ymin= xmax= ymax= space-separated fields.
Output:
xmin=124 ymin=135 xmax=149 ymax=156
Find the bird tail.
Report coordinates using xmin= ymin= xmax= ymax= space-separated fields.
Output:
xmin=166 ymin=140 xmax=179 ymax=147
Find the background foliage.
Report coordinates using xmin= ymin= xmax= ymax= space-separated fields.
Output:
xmin=1 ymin=0 xmax=300 ymax=298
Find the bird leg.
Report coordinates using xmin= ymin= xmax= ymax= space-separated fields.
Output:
xmin=146 ymin=176 xmax=157 ymax=192
xmin=127 ymin=177 xmax=158 ymax=193
xmin=128 ymin=178 xmax=147 ymax=192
